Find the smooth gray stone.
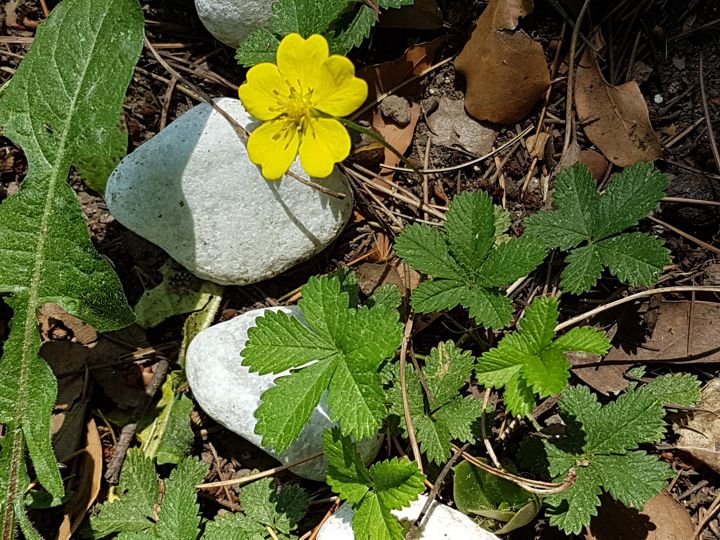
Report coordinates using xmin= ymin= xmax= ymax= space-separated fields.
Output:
xmin=195 ymin=0 xmax=275 ymax=48
xmin=186 ymin=306 xmax=382 ymax=481
xmin=105 ymin=98 xmax=353 ymax=286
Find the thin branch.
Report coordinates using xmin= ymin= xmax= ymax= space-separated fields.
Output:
xmin=699 ymin=53 xmax=720 ymax=174
xmin=399 ymin=313 xmax=423 ymax=473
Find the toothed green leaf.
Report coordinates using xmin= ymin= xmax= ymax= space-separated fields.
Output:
xmin=525 ymin=162 xmax=669 ymax=294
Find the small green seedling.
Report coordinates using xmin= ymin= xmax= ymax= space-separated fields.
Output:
xmin=475 ymin=296 xmax=610 ymax=416
xmin=395 ymin=191 xmax=547 ymax=329
xmin=520 ymin=374 xmax=700 ymax=534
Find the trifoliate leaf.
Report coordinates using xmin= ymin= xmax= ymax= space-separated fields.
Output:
xmin=396 ymin=191 xmax=547 ymax=329
xmin=243 ymin=274 xmax=403 ymax=452
xmin=387 ymin=342 xmax=485 ymax=464
xmin=154 ymin=457 xmax=209 ymax=540
xmin=475 ymin=297 xmax=610 ymax=416
xmin=324 ymin=428 xmax=425 ymax=540
xmin=240 ymin=478 xmax=308 ymax=535
xmin=524 ymin=162 xmax=670 ymax=294
xmin=522 ymin=375 xmax=700 ymax=535
xmin=89 ymin=449 xmax=159 ymax=537
xmin=0 ymin=0 xmax=140 ymax=534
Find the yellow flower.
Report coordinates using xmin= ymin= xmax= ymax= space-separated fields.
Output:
xmin=238 ymin=33 xmax=368 ymax=180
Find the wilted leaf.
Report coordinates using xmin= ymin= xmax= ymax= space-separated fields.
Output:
xmin=427 ymin=97 xmax=499 ymax=156
xmin=357 ymin=38 xmax=443 ymax=168
xmin=677 ymin=378 xmax=720 ymax=474
xmin=606 ymin=301 xmax=720 ymax=364
xmin=586 ymin=492 xmax=694 ymax=540
xmin=575 ymin=47 xmax=662 ymax=166
xmin=455 ymin=0 xmax=549 ymax=124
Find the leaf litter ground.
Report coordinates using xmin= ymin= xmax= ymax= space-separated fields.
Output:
xmin=1 ymin=0 xmax=720 ymax=537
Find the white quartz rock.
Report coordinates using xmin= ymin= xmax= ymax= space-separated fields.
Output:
xmin=317 ymin=495 xmax=500 ymax=540
xmin=105 ymin=98 xmax=353 ymax=286
xmin=194 ymin=0 xmax=275 ymax=48
xmin=185 ymin=306 xmax=382 ymax=481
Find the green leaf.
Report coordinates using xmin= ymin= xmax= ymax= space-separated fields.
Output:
xmin=272 ymin=0 xmax=353 ymax=36
xmin=476 ymin=297 xmax=611 ymax=416
xmin=324 ymin=428 xmax=424 ymax=540
xmin=134 ymin=260 xmax=223 ymax=329
xmin=202 ymin=513 xmax=268 ymax=540
xmin=240 ymin=478 xmax=308 ymax=534
xmin=394 ymin=225 xmax=463 ymax=280
xmin=327 ymin=5 xmax=376 ymax=54
xmin=445 ymin=191 xmax=496 ymax=272
xmin=525 ymin=162 xmax=669 ymax=294
xmin=387 ymin=342 xmax=485 ymax=464
xmin=138 ymin=371 xmax=195 ymax=465
xmin=155 ymin=457 xmax=209 ymax=540
xmin=525 ymin=374 xmax=700 ymax=535
xmin=89 ymin=449 xmax=159 ymax=537
xmin=596 ymin=233 xmax=669 ymax=286
xmin=595 ymin=161 xmax=669 ymax=240
xmin=640 ymin=373 xmax=701 ymax=406
xmin=235 ymin=29 xmax=281 ymax=67
xmin=559 ymin=245 xmax=604 ymax=294
xmin=478 ymin=237 xmax=549 ymax=287
xmin=245 ymin=274 xmax=403 ymax=451
xmin=0 ymin=0 xmax=141 ymax=533
xmin=396 ymin=191 xmax=546 ymax=329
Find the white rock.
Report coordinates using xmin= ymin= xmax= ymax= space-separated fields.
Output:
xmin=105 ymin=98 xmax=353 ymax=286
xmin=317 ymin=495 xmax=500 ymax=540
xmin=185 ymin=306 xmax=382 ymax=481
xmin=195 ymin=0 xmax=275 ymax=48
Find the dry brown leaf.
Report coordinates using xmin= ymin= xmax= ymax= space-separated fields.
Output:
xmin=356 ymin=263 xmax=405 ymax=296
xmin=57 ymin=417 xmax=103 ymax=540
xmin=575 ymin=48 xmax=662 ymax=166
xmin=427 ymin=97 xmax=499 ymax=156
xmin=357 ymin=38 xmax=443 ymax=169
xmin=579 ymin=149 xmax=610 ymax=180
xmin=677 ymin=378 xmax=720 ymax=474
xmin=455 ymin=0 xmax=549 ymax=124
xmin=586 ymin=492 xmax=694 ymax=540
xmin=605 ymin=301 xmax=720 ymax=364
xmin=526 ymin=132 xmax=551 ymax=159
xmin=380 ymin=0 xmax=443 ymax=29
xmin=569 ymin=351 xmax=629 ymax=396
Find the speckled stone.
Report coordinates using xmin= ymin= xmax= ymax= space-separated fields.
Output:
xmin=105 ymin=98 xmax=353 ymax=286
xmin=185 ymin=306 xmax=382 ymax=481
xmin=194 ymin=0 xmax=275 ymax=48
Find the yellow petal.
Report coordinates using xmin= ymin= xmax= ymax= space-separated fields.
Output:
xmin=247 ymin=119 xmax=300 ymax=180
xmin=238 ymin=63 xmax=289 ymax=121
xmin=313 ymin=55 xmax=368 ymax=117
xmin=299 ymin=117 xmax=350 ymax=178
xmin=277 ymin=33 xmax=329 ymax=91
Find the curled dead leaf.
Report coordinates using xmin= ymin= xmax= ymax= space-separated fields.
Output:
xmin=455 ymin=0 xmax=549 ymax=124
xmin=677 ymin=378 xmax=720 ymax=474
xmin=575 ymin=47 xmax=662 ymax=166
xmin=526 ymin=132 xmax=551 ymax=159
xmin=586 ymin=492 xmax=693 ymax=540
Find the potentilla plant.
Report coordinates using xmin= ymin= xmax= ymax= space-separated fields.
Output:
xmin=238 ymin=33 xmax=368 ymax=179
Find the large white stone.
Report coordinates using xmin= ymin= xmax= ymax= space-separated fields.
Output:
xmin=185 ymin=306 xmax=382 ymax=481
xmin=317 ymin=495 xmax=500 ymax=540
xmin=105 ymin=98 xmax=353 ymax=286
xmin=195 ymin=0 xmax=275 ymax=48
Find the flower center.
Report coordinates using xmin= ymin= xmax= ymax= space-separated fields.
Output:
xmin=283 ymin=86 xmax=316 ymax=126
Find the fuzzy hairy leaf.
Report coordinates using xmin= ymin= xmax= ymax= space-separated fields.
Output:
xmin=524 ymin=377 xmax=700 ymax=534
xmin=476 ymin=297 xmax=611 ymax=416
xmin=397 ymin=191 xmax=547 ymax=329
xmin=0 ymin=0 xmax=140 ymax=534
xmin=236 ymin=0 xmax=415 ymax=65
xmin=154 ymin=457 xmax=209 ymax=540
xmin=202 ymin=513 xmax=267 ymax=540
xmin=525 ymin=162 xmax=669 ymax=293
xmin=324 ymin=428 xmax=424 ymax=540
xmin=240 ymin=478 xmax=308 ymax=535
xmin=387 ymin=342 xmax=485 ymax=463
xmin=89 ymin=449 xmax=159 ymax=537
xmin=244 ymin=274 xmax=403 ymax=452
